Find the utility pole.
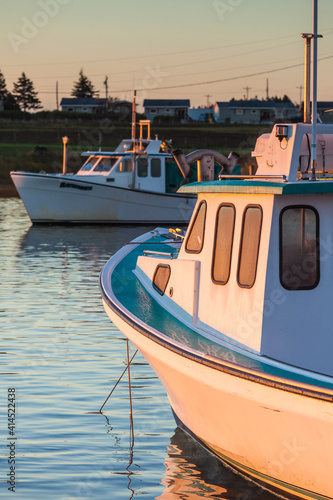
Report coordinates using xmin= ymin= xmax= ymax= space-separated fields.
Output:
xmin=56 ymin=81 xmax=59 ymax=110
xmin=104 ymin=76 xmax=108 ymax=111
xmin=266 ymin=79 xmax=269 ymax=100
xmin=296 ymin=84 xmax=303 ymax=111
xmin=243 ymin=86 xmax=251 ymax=100
xmin=205 ymin=94 xmax=211 ymax=107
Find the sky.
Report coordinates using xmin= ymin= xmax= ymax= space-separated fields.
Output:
xmin=1 ymin=0 xmax=332 ymax=112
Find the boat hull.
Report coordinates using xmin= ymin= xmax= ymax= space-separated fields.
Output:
xmin=11 ymin=172 xmax=195 ymax=223
xmin=103 ymin=301 xmax=333 ymax=500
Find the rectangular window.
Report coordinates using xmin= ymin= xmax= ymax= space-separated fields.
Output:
xmin=117 ymin=158 xmax=132 ymax=173
xmin=280 ymin=206 xmax=319 ymax=290
xmin=151 ymin=158 xmax=161 ymax=177
xmin=212 ymin=204 xmax=235 ymax=284
xmin=238 ymin=205 xmax=262 ymax=288
xmin=153 ymin=265 xmax=170 ymax=295
xmin=137 ymin=158 xmax=148 ymax=177
xmin=185 ymin=201 xmax=206 ymax=253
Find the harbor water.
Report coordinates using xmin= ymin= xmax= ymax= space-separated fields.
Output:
xmin=1 ymin=198 xmax=279 ymax=500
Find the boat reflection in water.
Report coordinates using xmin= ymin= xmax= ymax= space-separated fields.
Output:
xmin=158 ymin=428 xmax=279 ymax=500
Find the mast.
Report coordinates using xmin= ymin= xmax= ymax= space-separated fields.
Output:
xmin=131 ymin=90 xmax=136 ymax=146
xmin=311 ymin=0 xmax=319 ymax=179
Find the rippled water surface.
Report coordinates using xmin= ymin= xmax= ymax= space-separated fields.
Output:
xmin=1 ymin=198 xmax=279 ymax=500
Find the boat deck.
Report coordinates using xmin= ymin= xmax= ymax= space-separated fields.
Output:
xmin=100 ymin=231 xmax=333 ymax=397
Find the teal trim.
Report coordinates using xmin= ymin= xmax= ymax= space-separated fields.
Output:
xmin=101 ymin=233 xmax=333 ymax=393
xmin=178 ymin=179 xmax=333 ymax=195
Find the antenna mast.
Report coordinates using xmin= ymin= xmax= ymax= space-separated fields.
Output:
xmin=311 ymin=0 xmax=320 ymax=179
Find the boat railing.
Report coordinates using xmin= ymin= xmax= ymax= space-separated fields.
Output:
xmin=218 ymin=174 xmax=288 ymax=181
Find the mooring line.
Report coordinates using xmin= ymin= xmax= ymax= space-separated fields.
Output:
xmin=99 ymin=348 xmax=138 ymax=413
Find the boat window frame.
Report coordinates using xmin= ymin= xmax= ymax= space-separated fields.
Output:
xmin=151 ymin=158 xmax=161 ymax=178
xmin=137 ymin=157 xmax=149 ymax=177
xmin=279 ymin=205 xmax=320 ymax=291
xmin=211 ymin=203 xmax=236 ymax=285
xmin=152 ymin=264 xmax=171 ymax=296
xmin=185 ymin=200 xmax=207 ymax=254
xmin=237 ymin=204 xmax=263 ymax=289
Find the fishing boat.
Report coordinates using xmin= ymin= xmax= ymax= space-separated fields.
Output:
xmin=11 ymin=92 xmax=238 ymax=225
xmin=10 ymin=117 xmax=195 ymax=224
xmin=100 ymin=3 xmax=333 ymax=498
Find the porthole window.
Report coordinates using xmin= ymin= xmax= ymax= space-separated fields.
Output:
xmin=185 ymin=201 xmax=207 ymax=254
xmin=280 ymin=206 xmax=319 ymax=290
xmin=212 ymin=204 xmax=235 ymax=284
xmin=153 ymin=265 xmax=171 ymax=295
xmin=238 ymin=205 xmax=262 ymax=288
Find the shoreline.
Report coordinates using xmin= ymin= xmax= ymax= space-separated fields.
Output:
xmin=0 ymin=185 xmax=19 ymax=198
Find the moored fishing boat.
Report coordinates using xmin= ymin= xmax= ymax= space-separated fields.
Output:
xmin=10 ymin=118 xmax=195 ymax=224
xmin=100 ymin=2 xmax=333 ymax=497
xmin=11 ymin=94 xmax=238 ymax=225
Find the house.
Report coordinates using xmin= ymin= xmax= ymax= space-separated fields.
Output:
xmin=188 ymin=108 xmax=214 ymax=123
xmin=143 ymin=99 xmax=190 ymax=122
xmin=60 ymin=97 xmax=108 ymax=114
xmin=213 ymin=99 xmax=299 ymax=124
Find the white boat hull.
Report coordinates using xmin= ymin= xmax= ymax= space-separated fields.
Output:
xmin=11 ymin=172 xmax=195 ymax=223
xmin=103 ymin=302 xmax=333 ymax=500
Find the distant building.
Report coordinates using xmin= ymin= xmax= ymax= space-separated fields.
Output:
xmin=109 ymin=100 xmax=132 ymax=115
xmin=213 ymin=99 xmax=299 ymax=124
xmin=143 ymin=99 xmax=190 ymax=122
xmin=60 ymin=97 xmax=108 ymax=114
xmin=188 ymin=108 xmax=214 ymax=123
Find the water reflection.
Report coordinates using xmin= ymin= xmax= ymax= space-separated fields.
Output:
xmin=158 ymin=428 xmax=279 ymax=500
xmin=19 ymin=224 xmax=160 ymax=260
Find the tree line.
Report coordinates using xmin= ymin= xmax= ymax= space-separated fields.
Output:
xmin=0 ymin=69 xmax=100 ymax=112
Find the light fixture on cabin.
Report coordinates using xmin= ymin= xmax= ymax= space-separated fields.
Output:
xmin=275 ymin=125 xmax=289 ymax=142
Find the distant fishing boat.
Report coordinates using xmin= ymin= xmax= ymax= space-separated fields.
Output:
xmin=10 ymin=118 xmax=193 ymax=224
xmin=100 ymin=2 xmax=333 ymax=498
xmin=10 ymin=93 xmax=238 ymax=225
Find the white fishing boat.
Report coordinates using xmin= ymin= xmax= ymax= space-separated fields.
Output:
xmin=10 ymin=118 xmax=191 ymax=224
xmin=101 ymin=3 xmax=333 ymax=498
xmin=11 ymin=94 xmax=238 ymax=224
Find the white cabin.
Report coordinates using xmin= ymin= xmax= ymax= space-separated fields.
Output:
xmin=134 ymin=123 xmax=333 ymax=377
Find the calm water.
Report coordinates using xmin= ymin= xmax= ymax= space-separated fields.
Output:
xmin=0 ymin=198 xmax=279 ymax=500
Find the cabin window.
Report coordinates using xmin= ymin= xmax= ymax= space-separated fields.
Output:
xmin=116 ymin=158 xmax=132 ymax=173
xmin=212 ymin=204 xmax=235 ymax=284
xmin=137 ymin=158 xmax=148 ymax=177
xmin=238 ymin=205 xmax=262 ymax=288
xmin=151 ymin=158 xmax=161 ymax=177
xmin=280 ymin=206 xmax=319 ymax=290
xmin=81 ymin=156 xmax=99 ymax=171
xmin=93 ymin=158 xmax=113 ymax=172
xmin=185 ymin=201 xmax=207 ymax=254
xmin=153 ymin=265 xmax=171 ymax=295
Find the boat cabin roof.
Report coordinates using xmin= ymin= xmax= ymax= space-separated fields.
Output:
xmin=81 ymin=138 xmax=170 ymax=158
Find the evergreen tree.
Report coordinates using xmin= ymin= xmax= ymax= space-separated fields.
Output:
xmin=4 ymin=93 xmax=20 ymax=111
xmin=0 ymin=69 xmax=8 ymax=101
xmin=71 ymin=69 xmax=97 ymax=98
xmin=13 ymin=72 xmax=42 ymax=111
